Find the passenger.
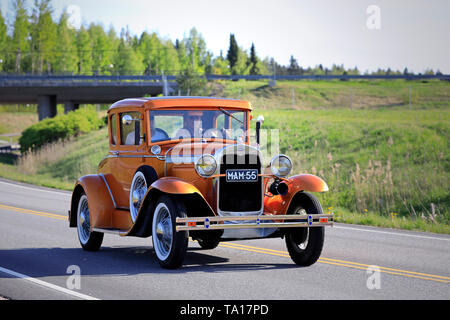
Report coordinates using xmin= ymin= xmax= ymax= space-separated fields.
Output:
xmin=174 ymin=113 xmax=203 ymax=140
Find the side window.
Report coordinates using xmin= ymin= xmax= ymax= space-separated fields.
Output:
xmin=110 ymin=114 xmax=117 ymax=145
xmin=120 ymin=112 xmax=143 ymax=145
xmin=216 ymin=113 xmax=226 ymax=130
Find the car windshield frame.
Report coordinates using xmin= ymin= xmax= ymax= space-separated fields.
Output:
xmin=148 ymin=109 xmax=248 ymax=144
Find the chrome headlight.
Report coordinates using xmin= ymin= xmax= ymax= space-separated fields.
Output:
xmin=195 ymin=154 xmax=217 ymax=177
xmin=270 ymin=154 xmax=292 ymax=177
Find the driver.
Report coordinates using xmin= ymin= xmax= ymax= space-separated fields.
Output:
xmin=174 ymin=112 xmax=203 ymax=140
xmin=150 ymin=125 xmax=168 ymax=142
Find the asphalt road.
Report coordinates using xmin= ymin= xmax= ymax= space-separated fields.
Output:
xmin=0 ymin=178 xmax=449 ymax=301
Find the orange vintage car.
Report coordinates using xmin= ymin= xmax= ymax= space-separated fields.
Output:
xmin=68 ymin=97 xmax=333 ymax=269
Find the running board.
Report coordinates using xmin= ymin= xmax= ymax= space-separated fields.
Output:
xmin=92 ymin=227 xmax=128 ymax=236
xmin=176 ymin=213 xmax=333 ymax=231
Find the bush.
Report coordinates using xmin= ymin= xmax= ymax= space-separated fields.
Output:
xmin=19 ymin=109 xmax=104 ymax=153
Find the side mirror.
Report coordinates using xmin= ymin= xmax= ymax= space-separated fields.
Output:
xmin=256 ymin=115 xmax=264 ymax=146
xmin=122 ymin=114 xmax=133 ymax=126
xmin=256 ymin=115 xmax=264 ymax=124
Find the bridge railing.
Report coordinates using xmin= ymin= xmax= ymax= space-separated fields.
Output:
xmin=0 ymin=73 xmax=449 ymax=85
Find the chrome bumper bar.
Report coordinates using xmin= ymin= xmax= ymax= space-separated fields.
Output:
xmin=176 ymin=213 xmax=333 ymax=231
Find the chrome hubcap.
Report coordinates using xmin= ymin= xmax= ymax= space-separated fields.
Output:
xmin=295 ymin=208 xmax=309 ymax=250
xmin=77 ymin=195 xmax=90 ymax=245
xmin=153 ymin=203 xmax=173 ymax=260
xmin=130 ymin=172 xmax=147 ymax=222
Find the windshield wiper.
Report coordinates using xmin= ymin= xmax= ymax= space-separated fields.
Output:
xmin=219 ymin=107 xmax=243 ymax=125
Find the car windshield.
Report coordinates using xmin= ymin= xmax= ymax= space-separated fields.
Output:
xmin=150 ymin=109 xmax=247 ymax=142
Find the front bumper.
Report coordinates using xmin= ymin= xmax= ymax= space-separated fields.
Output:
xmin=176 ymin=213 xmax=333 ymax=231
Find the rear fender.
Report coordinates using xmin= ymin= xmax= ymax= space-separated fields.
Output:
xmin=264 ymin=174 xmax=328 ymax=215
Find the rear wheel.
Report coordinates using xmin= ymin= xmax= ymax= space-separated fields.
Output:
xmin=193 ymin=230 xmax=223 ymax=250
xmin=285 ymin=192 xmax=324 ymax=266
xmin=197 ymin=237 xmax=221 ymax=250
xmin=152 ymin=195 xmax=188 ymax=269
xmin=76 ymin=193 xmax=103 ymax=251
xmin=130 ymin=166 xmax=158 ymax=223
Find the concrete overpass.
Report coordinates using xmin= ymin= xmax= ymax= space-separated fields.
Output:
xmin=0 ymin=75 xmax=176 ymax=120
xmin=1 ymin=73 xmax=448 ymax=121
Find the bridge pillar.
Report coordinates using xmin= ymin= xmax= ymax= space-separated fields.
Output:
xmin=37 ymin=95 xmax=57 ymax=121
xmin=162 ymin=75 xmax=168 ymax=96
xmin=64 ymin=101 xmax=80 ymax=114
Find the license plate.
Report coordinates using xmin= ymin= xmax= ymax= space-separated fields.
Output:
xmin=226 ymin=169 xmax=258 ymax=182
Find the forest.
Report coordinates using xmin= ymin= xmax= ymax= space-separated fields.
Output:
xmin=0 ymin=0 xmax=438 ymax=77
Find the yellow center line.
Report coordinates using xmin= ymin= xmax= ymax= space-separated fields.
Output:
xmin=0 ymin=204 xmax=67 ymax=221
xmin=2 ymin=202 xmax=449 ymax=284
xmin=219 ymin=242 xmax=450 ymax=284
xmin=222 ymin=242 xmax=450 ymax=281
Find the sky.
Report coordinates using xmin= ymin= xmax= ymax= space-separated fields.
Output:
xmin=1 ymin=0 xmax=449 ymax=73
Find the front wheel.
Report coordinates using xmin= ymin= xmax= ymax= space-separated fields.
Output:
xmin=285 ymin=193 xmax=324 ymax=266
xmin=151 ymin=195 xmax=188 ymax=269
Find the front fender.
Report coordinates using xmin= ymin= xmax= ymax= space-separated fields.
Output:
xmin=286 ymin=174 xmax=328 ymax=193
xmin=264 ymin=174 xmax=328 ymax=215
xmin=149 ymin=177 xmax=203 ymax=195
xmin=125 ymin=177 xmax=215 ymax=237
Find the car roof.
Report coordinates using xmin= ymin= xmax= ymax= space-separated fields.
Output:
xmin=108 ymin=96 xmax=252 ymax=111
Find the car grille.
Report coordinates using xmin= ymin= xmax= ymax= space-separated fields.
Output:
xmin=218 ymin=152 xmax=262 ymax=213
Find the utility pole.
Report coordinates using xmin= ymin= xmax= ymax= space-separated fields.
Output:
xmin=269 ymin=60 xmax=276 ymax=87
xmin=350 ymin=87 xmax=353 ymax=110
xmin=409 ymin=86 xmax=412 ymax=110
xmin=292 ymin=88 xmax=295 ymax=107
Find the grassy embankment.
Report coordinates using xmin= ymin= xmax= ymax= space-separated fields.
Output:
xmin=0 ymin=79 xmax=448 ymax=233
xmin=218 ymin=79 xmax=449 ymax=233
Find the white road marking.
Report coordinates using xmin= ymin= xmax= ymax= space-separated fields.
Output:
xmin=0 ymin=266 xmax=99 ymax=300
xmin=334 ymin=225 xmax=450 ymax=242
xmin=0 ymin=180 xmax=71 ymax=197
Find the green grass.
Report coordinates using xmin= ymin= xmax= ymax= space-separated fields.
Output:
xmin=332 ymin=207 xmax=450 ymax=234
xmin=214 ymin=78 xmax=450 ymax=110
xmin=0 ymin=127 xmax=109 ymax=190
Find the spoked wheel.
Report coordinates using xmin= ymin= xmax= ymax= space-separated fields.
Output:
xmin=77 ymin=193 xmax=103 ymax=251
xmin=196 ymin=237 xmax=221 ymax=250
xmin=194 ymin=230 xmax=223 ymax=250
xmin=285 ymin=192 xmax=324 ymax=266
xmin=130 ymin=171 xmax=148 ymax=222
xmin=152 ymin=195 xmax=188 ymax=269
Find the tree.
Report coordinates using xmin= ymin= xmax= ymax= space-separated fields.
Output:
xmin=89 ymin=23 xmax=114 ymax=74
xmin=138 ymin=31 xmax=171 ymax=75
xmin=183 ymin=27 xmax=207 ymax=74
xmin=287 ymin=55 xmax=300 ymax=75
xmin=30 ymin=0 xmax=57 ymax=74
xmin=226 ymin=33 xmax=238 ymax=73
xmin=249 ymin=43 xmax=259 ymax=75
xmin=53 ymin=11 xmax=78 ymax=73
xmin=211 ymin=55 xmax=230 ymax=75
xmin=11 ymin=0 xmax=30 ymax=73
xmin=160 ymin=39 xmax=180 ymax=74
xmin=232 ymin=46 xmax=250 ymax=75
xmin=0 ymin=9 xmax=6 ymax=72
xmin=176 ymin=67 xmax=207 ymax=95
xmin=76 ymin=26 xmax=92 ymax=74
xmin=174 ymin=38 xmax=188 ymax=73
xmin=113 ymin=35 xmax=143 ymax=75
